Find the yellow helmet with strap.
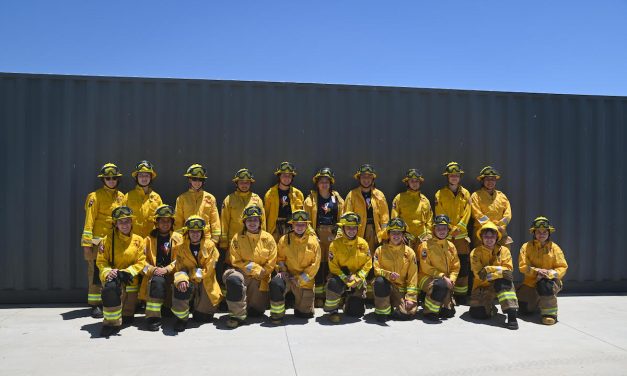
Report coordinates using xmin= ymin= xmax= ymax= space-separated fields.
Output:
xmin=98 ymin=163 xmax=123 ymax=178
xmin=154 ymin=204 xmax=175 ymax=219
xmin=183 ymin=215 xmax=206 ymax=232
xmin=402 ymin=168 xmax=424 ymax=183
xmin=184 ymin=164 xmax=207 ymax=179
xmin=477 ymin=221 xmax=502 ymax=241
xmin=443 ymin=162 xmax=464 ymax=176
xmin=274 ymin=161 xmax=297 ymax=176
xmin=387 ymin=217 xmax=407 ymax=232
xmin=132 ymin=160 xmax=157 ymax=179
xmin=353 ymin=164 xmax=377 ymax=180
xmin=241 ymin=205 xmax=263 ymax=221
xmin=529 ymin=216 xmax=555 ymax=233
xmin=111 ymin=206 xmax=134 ymax=221
xmin=338 ymin=212 xmax=361 ymax=227
xmin=232 ymin=168 xmax=255 ymax=183
xmin=312 ymin=167 xmax=335 ymax=184
xmin=477 ymin=166 xmax=501 ymax=181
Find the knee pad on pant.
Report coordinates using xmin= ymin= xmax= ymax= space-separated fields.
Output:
xmin=493 ymin=278 xmax=513 ymax=292
xmin=458 ymin=255 xmax=470 ymax=278
xmin=373 ymin=277 xmax=391 ymax=297
xmin=431 ymin=278 xmax=449 ymax=301
xmin=327 ymin=276 xmax=345 ymax=294
xmin=269 ymin=276 xmax=286 ymax=301
xmin=345 ymin=296 xmax=365 ymax=317
xmin=101 ymin=281 xmax=121 ymax=307
xmin=469 ymin=306 xmax=489 ymax=319
xmin=173 ymin=284 xmax=193 ymax=300
xmin=225 ymin=275 xmax=244 ymax=301
xmin=536 ymin=279 xmax=555 ymax=296
xmin=149 ymin=275 xmax=167 ymax=299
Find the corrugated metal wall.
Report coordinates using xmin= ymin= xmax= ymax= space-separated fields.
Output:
xmin=1 ymin=73 xmax=625 ymax=303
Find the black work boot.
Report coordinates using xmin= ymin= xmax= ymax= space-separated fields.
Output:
xmin=122 ymin=316 xmax=134 ymax=325
xmin=174 ymin=319 xmax=187 ymax=332
xmin=439 ymin=307 xmax=456 ymax=319
xmin=423 ymin=312 xmax=440 ymax=322
xmin=505 ymin=309 xmax=519 ymax=330
xmin=91 ymin=305 xmax=103 ymax=319
xmin=454 ymin=294 xmax=468 ymax=306
xmin=375 ymin=313 xmax=387 ymax=323
xmin=146 ymin=317 xmax=161 ymax=331
xmin=192 ymin=312 xmax=213 ymax=323
xmin=294 ymin=310 xmax=314 ymax=319
xmin=99 ymin=325 xmax=119 ymax=338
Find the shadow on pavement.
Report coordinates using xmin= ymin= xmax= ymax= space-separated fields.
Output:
xmin=60 ymin=308 xmax=92 ymax=320
xmin=458 ymin=311 xmax=507 ymax=328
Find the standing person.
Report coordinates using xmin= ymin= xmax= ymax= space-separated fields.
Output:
xmin=139 ymin=204 xmax=181 ymax=332
xmin=469 ymin=222 xmax=519 ymax=330
xmin=416 ymin=215 xmax=460 ymax=321
xmin=170 ymin=215 xmax=223 ymax=332
xmin=264 ymin=161 xmax=304 ymax=243
xmin=323 ymin=212 xmax=372 ymax=323
xmin=470 ymin=166 xmax=513 ymax=248
xmin=269 ymin=210 xmax=321 ymax=324
xmin=434 ymin=161 xmax=472 ymax=304
xmin=304 ymin=167 xmax=344 ymax=307
xmin=518 ymin=216 xmax=568 ymax=325
xmin=81 ymin=163 xmax=126 ymax=318
xmin=391 ymin=168 xmax=433 ymax=247
xmin=97 ymin=207 xmax=146 ymax=337
xmin=223 ymin=205 xmax=277 ymax=329
xmin=125 ymin=160 xmax=163 ymax=238
xmin=174 ymin=163 xmax=221 ymax=244
xmin=372 ymin=218 xmax=418 ymax=322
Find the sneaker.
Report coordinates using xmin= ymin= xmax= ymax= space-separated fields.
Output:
xmin=542 ymin=316 xmax=557 ymax=325
xmin=99 ymin=325 xmax=119 ymax=338
xmin=146 ymin=317 xmax=161 ymax=332
xmin=90 ymin=306 xmax=103 ymax=319
xmin=174 ymin=319 xmax=187 ymax=332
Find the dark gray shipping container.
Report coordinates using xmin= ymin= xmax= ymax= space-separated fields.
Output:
xmin=1 ymin=72 xmax=625 ymax=303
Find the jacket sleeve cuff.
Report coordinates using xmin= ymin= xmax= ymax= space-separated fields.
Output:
xmin=174 ymin=271 xmax=189 ymax=285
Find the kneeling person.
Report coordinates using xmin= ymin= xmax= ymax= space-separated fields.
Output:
xmin=324 ymin=212 xmax=372 ymax=323
xmin=416 ymin=215 xmax=460 ymax=321
xmin=469 ymin=222 xmax=519 ymax=330
xmin=224 ymin=205 xmax=278 ymax=328
xmin=372 ymin=218 xmax=418 ymax=322
xmin=97 ymin=207 xmax=146 ymax=337
xmin=171 ymin=215 xmax=223 ymax=332
xmin=269 ymin=210 xmax=321 ymax=324
xmin=518 ymin=216 xmax=568 ymax=325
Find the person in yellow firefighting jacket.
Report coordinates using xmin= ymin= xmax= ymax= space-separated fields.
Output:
xmin=96 ymin=206 xmax=146 ymax=337
xmin=174 ymin=164 xmax=221 ymax=244
xmin=125 ymin=160 xmax=162 ymax=238
xmin=264 ymin=161 xmax=305 ymax=243
xmin=416 ymin=215 xmax=461 ymax=321
xmin=391 ymin=169 xmax=433 ymax=248
xmin=470 ymin=166 xmax=513 ymax=249
xmin=224 ymin=205 xmax=277 ymax=329
xmin=81 ymin=163 xmax=126 ymax=318
xmin=219 ymin=168 xmax=266 ymax=275
xmin=139 ymin=204 xmax=182 ymax=332
xmin=372 ymin=218 xmax=418 ymax=322
xmin=324 ymin=212 xmax=373 ymax=323
xmin=170 ymin=215 xmax=223 ymax=332
xmin=517 ymin=216 xmax=568 ymax=325
xmin=269 ymin=210 xmax=321 ymax=324
xmin=344 ymin=164 xmax=389 ymax=298
xmin=303 ymin=167 xmax=344 ymax=307
xmin=434 ymin=162 xmax=472 ymax=304
xmin=469 ymin=222 xmax=519 ymax=330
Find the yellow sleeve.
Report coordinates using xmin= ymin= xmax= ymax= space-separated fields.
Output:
xmin=449 ymin=245 xmax=461 ymax=283
xmin=378 ymin=194 xmax=390 ymax=227
xmin=229 ymin=236 xmax=248 ymax=274
xmin=470 ymin=249 xmax=483 ymax=276
xmin=391 ymin=194 xmax=400 ymax=218
xmin=81 ymin=193 xmax=98 ymax=246
xmin=96 ymin=237 xmax=112 ymax=282
xmin=434 ymin=190 xmax=443 ymax=215
xmin=498 ymin=194 xmax=512 ymax=227
xmin=423 ymin=199 xmax=433 ymax=237
xmin=328 ymin=241 xmax=345 ymax=281
xmin=276 ymin=237 xmax=288 ymax=272
xmin=470 ymin=192 xmax=489 ymax=224
xmin=300 ymin=241 xmax=321 ymax=286
xmin=142 ymin=237 xmax=156 ymax=275
xmin=304 ymin=195 xmax=315 ymax=223
xmin=173 ymin=246 xmax=190 ymax=285
xmin=219 ymin=196 xmax=230 ymax=249
xmin=124 ymin=245 xmax=147 ymax=278
xmin=373 ymin=247 xmax=390 ymax=279
xmin=335 ymin=192 xmax=345 ymax=216
xmin=551 ymin=244 xmax=568 ymax=280
xmin=518 ymin=243 xmax=536 ymax=279
xmin=344 ymin=192 xmax=354 ymax=212
xmin=356 ymin=245 xmax=373 ymax=282
xmin=501 ymin=247 xmax=514 ymax=271
xmin=258 ymin=197 xmax=267 ymax=232
xmin=174 ymin=195 xmax=185 ymax=232
xmin=458 ymin=193 xmax=471 ymax=231
xmin=208 ymin=196 xmax=221 ymax=243
xmin=405 ymin=251 xmax=418 ymax=302
xmin=200 ymin=243 xmax=219 ymax=281
xmin=261 ymin=237 xmax=278 ymax=278
xmin=419 ymin=243 xmax=444 ymax=279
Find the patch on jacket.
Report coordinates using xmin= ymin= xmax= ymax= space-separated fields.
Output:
xmin=421 ymin=250 xmax=428 ymax=259
xmin=88 ymin=199 xmax=94 ymax=207
xmin=328 ymin=251 xmax=334 ymax=261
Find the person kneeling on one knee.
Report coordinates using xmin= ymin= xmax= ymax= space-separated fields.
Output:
xmin=469 ymin=222 xmax=519 ymax=330
xmin=323 ymin=212 xmax=372 ymax=323
xmin=372 ymin=218 xmax=419 ymax=322
xmin=171 ymin=215 xmax=223 ymax=332
xmin=269 ymin=210 xmax=321 ymax=324
xmin=415 ymin=215 xmax=460 ymax=321
xmin=517 ymin=216 xmax=568 ymax=326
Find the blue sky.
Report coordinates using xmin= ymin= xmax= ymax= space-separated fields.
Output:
xmin=1 ymin=1 xmax=626 ymax=95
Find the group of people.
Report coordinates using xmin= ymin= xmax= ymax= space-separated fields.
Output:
xmin=81 ymin=160 xmax=568 ymax=337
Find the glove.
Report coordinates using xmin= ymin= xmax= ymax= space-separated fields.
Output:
xmin=118 ymin=270 xmax=134 ymax=284
xmin=502 ymin=269 xmax=513 ymax=281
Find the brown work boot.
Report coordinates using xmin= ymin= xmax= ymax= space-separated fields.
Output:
xmin=328 ymin=311 xmax=341 ymax=323
xmin=542 ymin=316 xmax=557 ymax=325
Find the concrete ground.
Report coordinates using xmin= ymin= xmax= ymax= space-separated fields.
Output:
xmin=1 ymin=295 xmax=626 ymax=376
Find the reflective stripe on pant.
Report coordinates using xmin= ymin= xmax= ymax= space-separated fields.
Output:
xmin=102 ymin=284 xmax=138 ymax=327
xmin=374 ymin=283 xmax=417 ymax=317
xmin=170 ymin=282 xmax=218 ymax=321
xmin=145 ymin=275 xmax=174 ymax=319
xmin=324 ymin=277 xmax=366 ymax=312
xmin=452 ymin=238 xmax=470 ymax=296
xmin=270 ymin=278 xmax=315 ymax=319
xmin=85 ymin=246 xmax=102 ymax=306
xmin=469 ymin=284 xmax=519 ymax=317
xmin=517 ymin=281 xmax=561 ymax=317
xmin=223 ymin=269 xmax=268 ymax=321
xmin=421 ymin=277 xmax=454 ymax=314
xmin=314 ymin=225 xmax=335 ymax=299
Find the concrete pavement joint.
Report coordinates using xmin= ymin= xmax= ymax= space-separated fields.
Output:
xmin=560 ymin=321 xmax=627 ymax=353
xmin=283 ymin=326 xmax=299 ymax=376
